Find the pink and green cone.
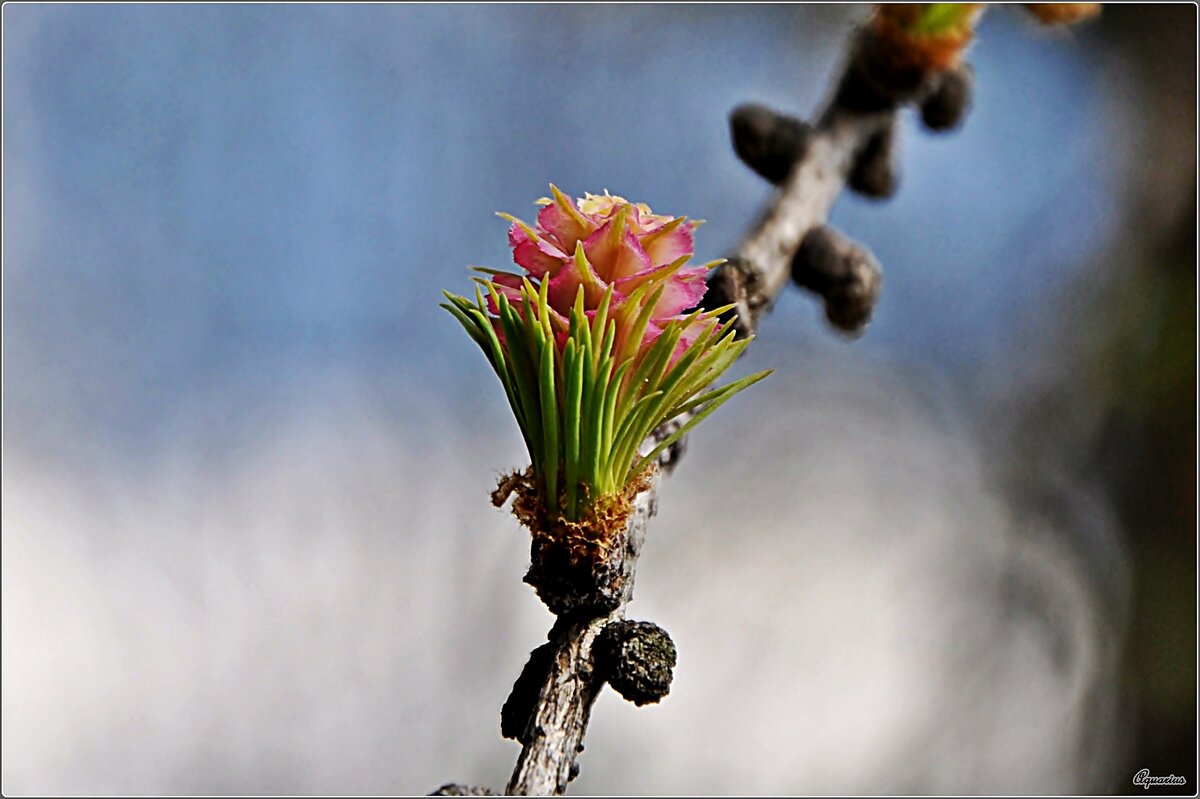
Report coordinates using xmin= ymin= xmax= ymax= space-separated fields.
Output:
xmin=443 ymin=187 xmax=771 ymax=523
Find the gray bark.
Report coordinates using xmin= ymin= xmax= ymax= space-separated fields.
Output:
xmin=506 ymin=487 xmax=658 ymax=796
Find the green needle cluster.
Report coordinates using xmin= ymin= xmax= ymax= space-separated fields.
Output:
xmin=443 ymin=279 xmax=771 ymax=522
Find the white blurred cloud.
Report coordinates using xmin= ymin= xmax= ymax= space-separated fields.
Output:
xmin=2 ymin=362 xmax=1123 ymax=795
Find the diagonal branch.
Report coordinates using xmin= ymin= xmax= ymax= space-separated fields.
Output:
xmin=435 ymin=4 xmax=1103 ymax=794
xmin=495 ymin=22 xmax=946 ymax=797
xmin=458 ymin=4 xmax=1026 ymax=793
xmin=707 ymin=106 xmax=891 ymax=339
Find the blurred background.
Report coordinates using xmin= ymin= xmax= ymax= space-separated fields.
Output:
xmin=2 ymin=4 xmax=1194 ymax=795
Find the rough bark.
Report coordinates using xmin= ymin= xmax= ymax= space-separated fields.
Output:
xmin=505 ymin=484 xmax=658 ymax=796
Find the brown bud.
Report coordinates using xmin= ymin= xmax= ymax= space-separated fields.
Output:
xmin=848 ymin=119 xmax=898 ymax=199
xmin=594 ymin=620 xmax=677 ymax=706
xmin=920 ymin=63 xmax=974 ymax=132
xmin=792 ymin=225 xmax=883 ymax=335
xmin=730 ymin=103 xmax=813 ymax=185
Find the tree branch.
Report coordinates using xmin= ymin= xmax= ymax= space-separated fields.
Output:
xmin=709 ymin=107 xmax=890 ymax=340
xmin=504 ymin=484 xmax=659 ymax=796
xmin=438 ymin=11 xmax=974 ymax=796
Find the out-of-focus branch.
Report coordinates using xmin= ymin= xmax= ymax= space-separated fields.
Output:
xmin=710 ymin=9 xmax=979 ymax=339
xmin=712 ymin=108 xmax=889 ymax=339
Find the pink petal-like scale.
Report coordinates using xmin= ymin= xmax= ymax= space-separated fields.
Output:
xmin=491 ymin=189 xmax=713 ymax=357
xmin=582 ymin=218 xmax=652 ymax=283
xmin=640 ymin=219 xmax=695 ymax=268
xmin=537 ymin=196 xmax=593 ymax=257
xmin=509 ymin=223 xmax=569 ymax=277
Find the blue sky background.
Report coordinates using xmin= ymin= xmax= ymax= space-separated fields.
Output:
xmin=4 ymin=4 xmax=1116 ymax=468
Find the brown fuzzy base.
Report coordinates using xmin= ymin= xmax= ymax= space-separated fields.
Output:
xmin=871 ymin=4 xmax=983 ymax=74
xmin=493 ymin=466 xmax=657 ymax=616
xmin=1023 ymin=3 xmax=1100 ymax=26
xmin=493 ymin=466 xmax=655 ymax=565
